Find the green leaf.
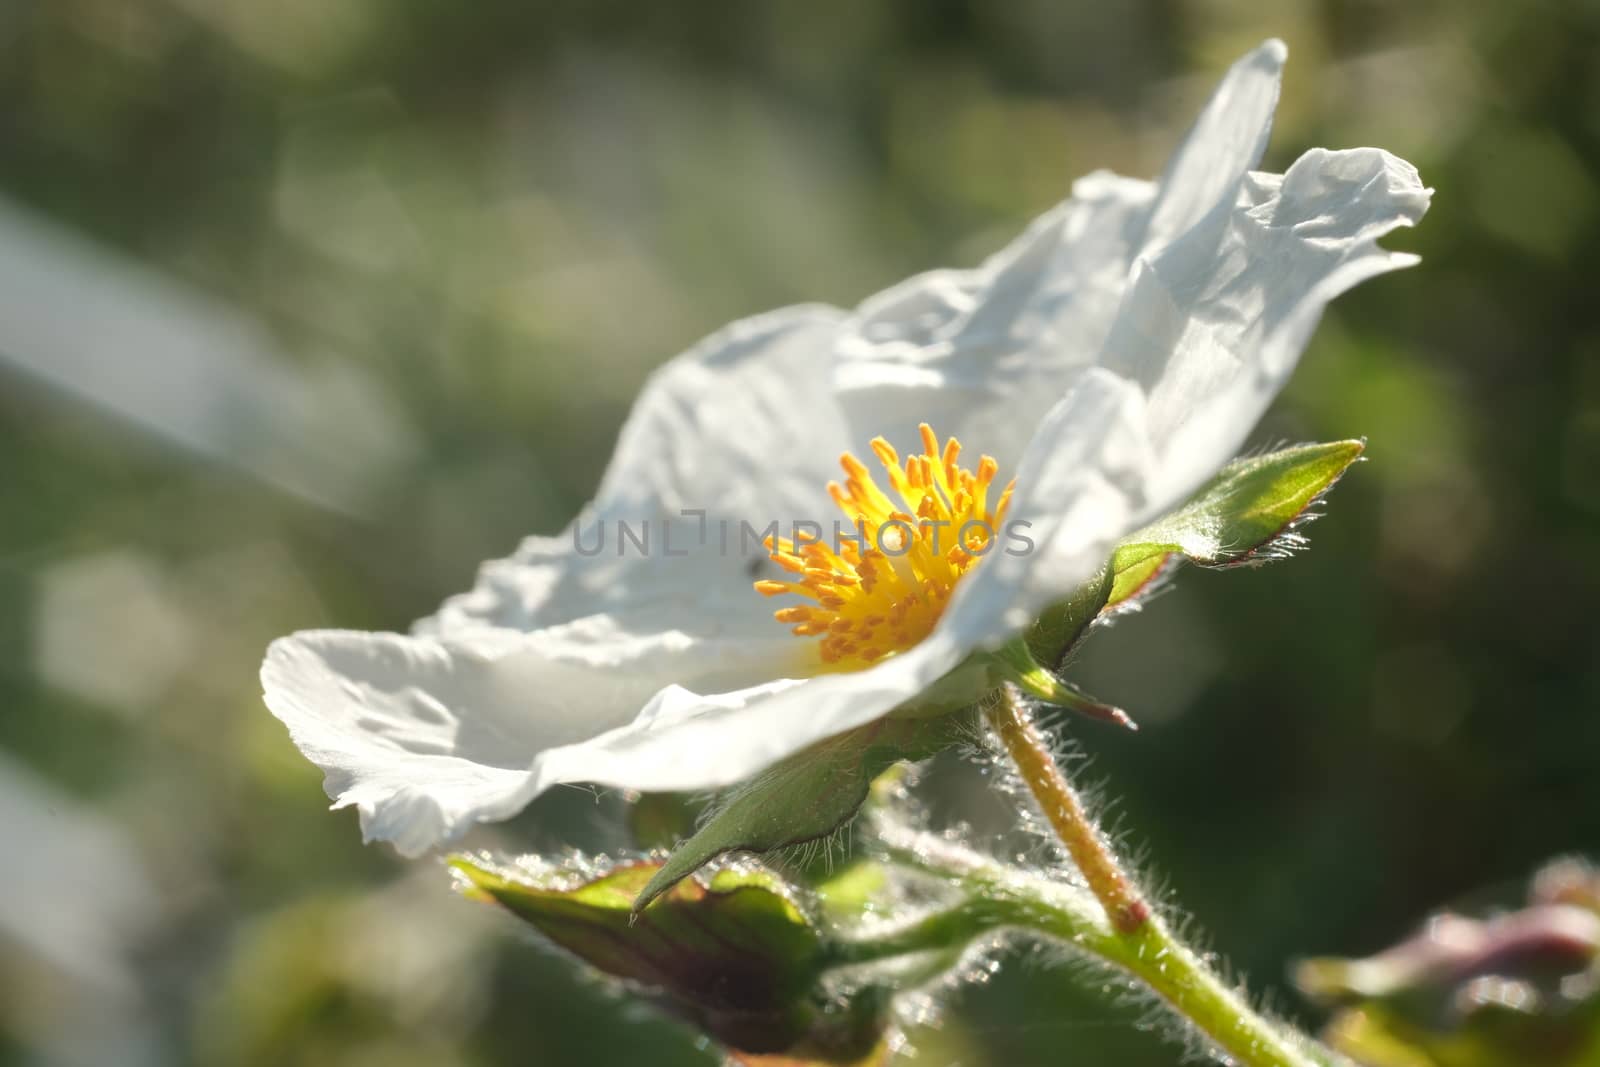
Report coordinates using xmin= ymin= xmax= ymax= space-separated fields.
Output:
xmin=1106 ymin=439 xmax=1365 ymax=611
xmin=634 ymin=710 xmax=976 ymax=913
xmin=453 ymin=855 xmax=890 ymax=1064
xmin=454 ymin=856 xmax=820 ymax=996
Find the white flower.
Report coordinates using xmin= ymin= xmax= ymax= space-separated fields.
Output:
xmin=262 ymin=40 xmax=1429 ymax=857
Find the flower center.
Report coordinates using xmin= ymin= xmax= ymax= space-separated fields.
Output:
xmin=755 ymin=423 xmax=1015 ymax=670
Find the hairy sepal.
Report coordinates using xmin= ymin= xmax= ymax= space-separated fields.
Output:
xmin=634 ymin=710 xmax=977 ymax=912
xmin=1106 ymin=440 xmax=1365 ymax=612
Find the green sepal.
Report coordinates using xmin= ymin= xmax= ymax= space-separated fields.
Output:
xmin=1106 ymin=439 xmax=1365 ymax=611
xmin=1024 ymin=561 xmax=1113 ymax=670
xmin=633 ymin=710 xmax=977 ymax=913
xmin=990 ymin=638 xmax=1136 ymax=730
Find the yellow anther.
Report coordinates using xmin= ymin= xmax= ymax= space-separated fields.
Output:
xmin=754 ymin=424 xmax=1015 ymax=672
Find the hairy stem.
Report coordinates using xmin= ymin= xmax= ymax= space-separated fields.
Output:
xmin=984 ymin=682 xmax=1149 ymax=932
xmin=968 ymin=684 xmax=1331 ymax=1067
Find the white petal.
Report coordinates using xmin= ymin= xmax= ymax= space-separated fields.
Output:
xmin=832 ymin=172 xmax=1156 ymax=471
xmin=263 ymin=630 xmax=602 ymax=857
xmin=533 ymin=631 xmax=968 ymax=794
xmin=937 ymin=368 xmax=1156 ymax=640
xmin=269 ymin=307 xmax=883 ymax=857
xmin=1108 ymin=146 xmax=1431 ymax=506
xmin=1140 ymin=39 xmax=1287 ymax=256
xmin=418 ymin=305 xmax=865 ymax=644
xmin=262 ymin=621 xmax=811 ymax=855
xmin=415 ymin=528 xmax=806 ymax=766
xmin=944 ymin=148 xmax=1428 ymax=643
xmin=421 ymin=525 xmax=786 ymax=646
xmin=826 ymin=38 xmax=1290 ymax=470
xmin=592 ymin=304 xmax=853 ymax=523
xmin=263 ymin=623 xmax=958 ymax=853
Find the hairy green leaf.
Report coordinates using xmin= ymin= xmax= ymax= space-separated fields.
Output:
xmin=454 ymin=855 xmax=889 ymax=1064
xmin=455 ymin=857 xmax=818 ymax=996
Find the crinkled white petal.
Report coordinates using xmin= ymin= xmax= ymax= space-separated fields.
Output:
xmin=268 ymin=307 xmax=874 ymax=854
xmin=422 ymin=523 xmax=788 ymax=648
xmin=592 ymin=304 xmax=853 ymax=522
xmin=1140 ymin=39 xmax=1286 ymax=256
xmin=830 ymin=171 xmax=1154 ymax=472
xmin=1106 ymin=145 xmax=1430 ymax=508
xmin=263 ymin=621 xmax=958 ymax=855
xmin=422 ymin=306 xmax=856 ymax=641
xmin=529 ymin=635 xmax=962 ymax=795
xmin=263 ymin=629 xmax=630 ymax=857
xmin=262 ymin=38 xmax=1431 ymax=855
xmin=263 ymin=613 xmax=810 ymax=855
xmin=829 ymin=39 xmax=1290 ymax=471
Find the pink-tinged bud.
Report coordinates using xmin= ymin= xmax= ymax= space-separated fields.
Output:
xmin=1532 ymin=857 xmax=1600 ymax=915
xmin=1298 ymin=858 xmax=1600 ymax=1067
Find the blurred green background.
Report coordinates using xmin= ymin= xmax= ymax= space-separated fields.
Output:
xmin=2 ymin=1 xmax=1598 ymax=1064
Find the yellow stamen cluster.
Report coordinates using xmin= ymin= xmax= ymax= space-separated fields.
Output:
xmin=755 ymin=423 xmax=1015 ymax=671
